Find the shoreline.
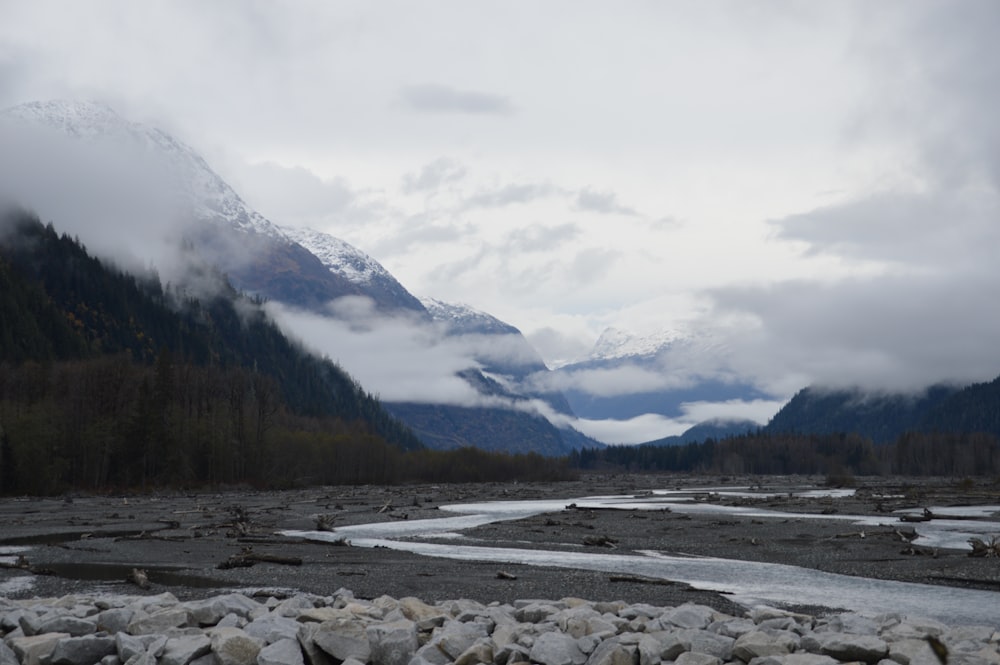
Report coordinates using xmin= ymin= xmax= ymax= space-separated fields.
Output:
xmin=2 ymin=474 xmax=999 ymax=619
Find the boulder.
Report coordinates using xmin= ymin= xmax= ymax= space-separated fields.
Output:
xmin=257 ymin=638 xmax=305 ymax=665
xmin=733 ymin=631 xmax=796 ymax=661
xmin=365 ymin=619 xmax=418 ymax=665
xmin=801 ymin=632 xmax=888 ymax=663
xmin=127 ymin=608 xmax=190 ymax=635
xmin=675 ymin=652 xmax=722 ymax=665
xmin=529 ymin=631 xmax=587 ymax=665
xmin=50 ymin=635 xmax=117 ymax=665
xmin=158 ymin=634 xmax=212 ymax=665
xmin=585 ymin=637 xmax=635 ymax=665
xmin=8 ymin=632 xmax=71 ymax=665
xmin=312 ymin=618 xmax=371 ymax=663
xmin=37 ymin=615 xmax=98 ymax=637
xmin=209 ymin=626 xmax=264 ymax=665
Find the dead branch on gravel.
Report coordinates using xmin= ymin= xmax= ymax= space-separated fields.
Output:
xmin=218 ymin=546 xmax=303 ymax=569
xmin=583 ymin=535 xmax=618 ymax=548
xmin=967 ymin=536 xmax=1000 ymax=557
xmin=609 ymin=574 xmax=688 ymax=587
xmin=127 ymin=568 xmax=150 ymax=589
xmin=496 ymin=571 xmax=518 ymax=580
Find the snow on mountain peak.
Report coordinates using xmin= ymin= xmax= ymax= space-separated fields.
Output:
xmin=281 ymin=226 xmax=390 ymax=285
xmin=419 ymin=297 xmax=519 ymax=335
xmin=591 ymin=326 xmax=686 ymax=361
xmin=1 ymin=100 xmax=287 ymax=242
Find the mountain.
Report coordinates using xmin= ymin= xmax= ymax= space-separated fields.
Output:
xmin=0 ymin=209 xmax=424 ymax=492
xmin=281 ymin=226 xmax=426 ymax=314
xmin=554 ymin=327 xmax=772 ymax=421
xmin=643 ymin=418 xmax=760 ymax=447
xmin=764 ymin=380 xmax=1000 ymax=444
xmin=0 ymin=100 xmax=375 ymax=312
xmin=2 ymin=99 xmax=590 ymax=456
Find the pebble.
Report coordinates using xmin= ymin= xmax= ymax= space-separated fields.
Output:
xmin=0 ymin=589 xmax=996 ymax=665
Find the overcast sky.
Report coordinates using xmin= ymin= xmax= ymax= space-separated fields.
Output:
xmin=2 ymin=1 xmax=999 ymax=441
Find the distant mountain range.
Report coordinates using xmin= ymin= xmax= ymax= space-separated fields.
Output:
xmin=553 ymin=327 xmax=773 ymax=422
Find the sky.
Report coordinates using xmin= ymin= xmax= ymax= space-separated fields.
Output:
xmin=2 ymin=1 xmax=999 ymax=442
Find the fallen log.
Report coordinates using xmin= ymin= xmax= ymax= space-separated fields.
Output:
xmin=609 ymin=574 xmax=686 ymax=587
xmin=583 ymin=535 xmax=618 ymax=548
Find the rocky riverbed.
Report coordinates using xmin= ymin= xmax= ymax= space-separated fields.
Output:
xmin=2 ymin=586 xmax=999 ymax=665
xmin=1 ymin=475 xmax=999 ymax=618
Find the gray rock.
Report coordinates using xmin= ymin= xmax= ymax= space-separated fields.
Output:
xmin=816 ymin=613 xmax=878 ymax=636
xmin=747 ymin=655 xmax=839 ymax=665
xmin=294 ymin=622 xmax=335 ymax=665
xmin=17 ymin=611 xmax=42 ymax=636
xmin=8 ymin=632 xmax=71 ymax=665
xmin=431 ymin=620 xmax=490 ymax=659
xmin=637 ymin=634 xmax=662 ymax=665
xmin=516 ymin=602 xmax=561 ymax=624
xmin=678 ymin=629 xmax=736 ymax=660
xmin=665 ymin=604 xmax=716 ymax=630
xmin=37 ymin=615 xmax=98 ymax=637
xmin=258 ymin=638 xmax=305 ymax=665
xmin=733 ymin=631 xmax=795 ymax=661
xmin=585 ymin=637 xmax=635 ymax=665
xmin=366 ymin=619 xmax=418 ymax=665
xmin=712 ymin=618 xmax=758 ymax=639
xmin=312 ymin=618 xmax=371 ymax=663
xmin=881 ymin=618 xmax=949 ymax=641
xmin=887 ymin=638 xmax=942 ymax=665
xmin=50 ymin=634 xmax=117 ymax=665
xmin=245 ymin=615 xmax=301 ymax=644
xmin=99 ymin=654 xmax=122 ymax=665
xmin=529 ymin=631 xmax=587 ymax=665
xmin=210 ymin=626 xmax=265 ymax=665
xmin=116 ymin=633 xmax=153 ymax=662
xmin=675 ymin=652 xmax=722 ymax=665
xmin=453 ymin=638 xmax=494 ymax=665
xmin=159 ymin=634 xmax=212 ymax=665
xmin=187 ymin=594 xmax=265 ymax=626
xmin=411 ymin=641 xmax=452 ymax=665
xmin=127 ymin=607 xmax=190 ymax=635
xmin=0 ymin=640 xmax=19 ymax=665
xmin=97 ymin=608 xmax=135 ymax=634
xmin=801 ymin=632 xmax=888 ymax=663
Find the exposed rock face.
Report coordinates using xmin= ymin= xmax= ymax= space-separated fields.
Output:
xmin=0 ymin=590 xmax=997 ymax=665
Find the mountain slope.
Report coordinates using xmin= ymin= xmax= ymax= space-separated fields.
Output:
xmin=0 ymin=209 xmax=422 ymax=450
xmin=765 ymin=385 xmax=960 ymax=443
xmin=2 ymin=99 xmax=594 ymax=456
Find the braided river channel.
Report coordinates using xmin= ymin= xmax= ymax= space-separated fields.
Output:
xmin=285 ymin=488 xmax=1000 ymax=626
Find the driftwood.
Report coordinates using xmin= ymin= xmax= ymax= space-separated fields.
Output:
xmin=609 ymin=574 xmax=686 ymax=587
xmin=127 ymin=568 xmax=150 ymax=589
xmin=218 ymin=546 xmax=303 ymax=569
xmin=900 ymin=508 xmax=934 ymax=523
xmin=583 ymin=535 xmax=618 ymax=548
xmin=315 ymin=514 xmax=335 ymax=532
xmin=967 ymin=536 xmax=1000 ymax=558
xmin=496 ymin=571 xmax=518 ymax=580
xmin=0 ymin=555 xmax=54 ymax=576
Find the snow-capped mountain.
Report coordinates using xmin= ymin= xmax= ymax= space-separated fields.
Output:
xmin=283 ymin=225 xmax=425 ymax=313
xmin=590 ymin=327 xmax=686 ymax=361
xmin=1 ymin=100 xmax=377 ymax=311
xmin=420 ymin=297 xmax=521 ymax=336
xmin=2 ymin=100 xmax=286 ymax=240
xmin=1 ymin=99 xmax=590 ymax=454
xmin=555 ymin=326 xmax=772 ymax=424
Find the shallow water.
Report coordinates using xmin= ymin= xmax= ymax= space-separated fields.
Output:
xmin=284 ymin=489 xmax=1000 ymax=625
